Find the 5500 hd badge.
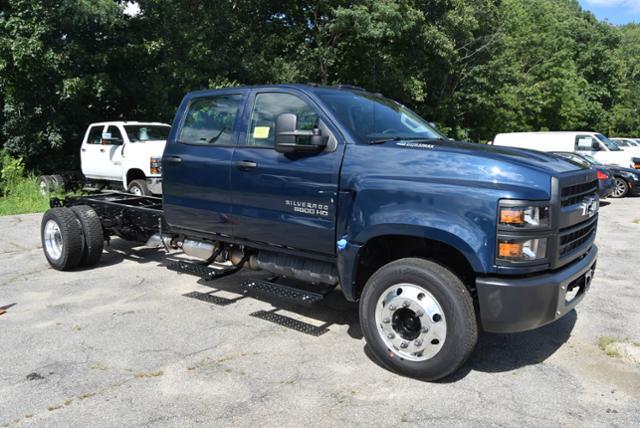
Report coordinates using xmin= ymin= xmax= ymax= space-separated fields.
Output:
xmin=285 ymin=200 xmax=330 ymax=217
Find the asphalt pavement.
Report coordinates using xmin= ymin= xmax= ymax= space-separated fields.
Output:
xmin=1 ymin=198 xmax=639 ymax=427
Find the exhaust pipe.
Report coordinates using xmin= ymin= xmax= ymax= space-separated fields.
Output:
xmin=182 ymin=239 xmax=217 ymax=260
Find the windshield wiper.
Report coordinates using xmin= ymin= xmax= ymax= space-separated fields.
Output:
xmin=367 ymin=136 xmax=445 ymax=145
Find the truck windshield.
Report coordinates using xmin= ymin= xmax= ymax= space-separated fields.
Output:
xmin=315 ymin=90 xmax=445 ymax=143
xmin=124 ymin=125 xmax=171 ymax=142
xmin=595 ymin=134 xmax=622 ymax=151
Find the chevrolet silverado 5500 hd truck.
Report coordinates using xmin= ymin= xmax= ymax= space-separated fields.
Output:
xmin=40 ymin=84 xmax=599 ymax=380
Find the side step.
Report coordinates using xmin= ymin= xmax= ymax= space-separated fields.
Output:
xmin=167 ymin=261 xmax=240 ymax=281
xmin=240 ymin=279 xmax=327 ymax=305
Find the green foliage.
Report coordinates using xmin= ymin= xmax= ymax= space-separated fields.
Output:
xmin=0 ymin=149 xmax=49 ymax=215
xmin=0 ymin=0 xmax=638 ymax=170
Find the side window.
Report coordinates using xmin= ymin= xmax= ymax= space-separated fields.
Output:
xmin=86 ymin=126 xmax=104 ymax=145
xmin=246 ymin=93 xmax=318 ymax=148
xmin=575 ymin=135 xmax=596 ymax=151
xmin=105 ymin=126 xmax=124 ymax=145
xmin=179 ymin=94 xmax=244 ymax=145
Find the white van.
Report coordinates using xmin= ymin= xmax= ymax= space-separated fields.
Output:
xmin=493 ymin=131 xmax=639 ymax=168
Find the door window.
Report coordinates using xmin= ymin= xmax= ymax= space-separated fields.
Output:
xmin=575 ymin=136 xmax=597 ymax=151
xmin=105 ymin=126 xmax=124 ymax=145
xmin=179 ymin=94 xmax=244 ymax=145
xmin=245 ymin=93 xmax=318 ymax=148
xmin=87 ymin=126 xmax=104 ymax=145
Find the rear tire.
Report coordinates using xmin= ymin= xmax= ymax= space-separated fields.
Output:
xmin=71 ymin=205 xmax=104 ymax=267
xmin=50 ymin=174 xmax=65 ymax=192
xmin=127 ymin=179 xmax=150 ymax=196
xmin=41 ymin=208 xmax=84 ymax=270
xmin=37 ymin=175 xmax=54 ymax=196
xmin=611 ymin=177 xmax=628 ymax=198
xmin=359 ymin=258 xmax=477 ymax=381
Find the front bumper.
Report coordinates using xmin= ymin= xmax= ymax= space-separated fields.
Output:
xmin=146 ymin=177 xmax=162 ymax=195
xmin=476 ymin=245 xmax=597 ymax=333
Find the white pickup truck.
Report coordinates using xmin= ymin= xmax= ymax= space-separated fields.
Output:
xmin=80 ymin=121 xmax=171 ymax=195
xmin=39 ymin=121 xmax=171 ymax=196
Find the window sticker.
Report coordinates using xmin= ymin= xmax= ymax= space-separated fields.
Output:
xmin=253 ymin=126 xmax=270 ymax=139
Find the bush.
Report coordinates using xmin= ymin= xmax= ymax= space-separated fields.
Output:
xmin=0 ymin=149 xmax=50 ymax=215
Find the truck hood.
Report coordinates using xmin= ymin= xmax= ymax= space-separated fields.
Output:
xmin=397 ymin=139 xmax=587 ymax=174
xmin=342 ymin=139 xmax=590 ymax=202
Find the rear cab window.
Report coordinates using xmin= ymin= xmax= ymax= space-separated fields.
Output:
xmin=179 ymin=94 xmax=245 ymax=146
xmin=86 ymin=125 xmax=104 ymax=145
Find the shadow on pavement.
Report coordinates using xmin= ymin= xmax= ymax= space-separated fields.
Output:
xmin=95 ymin=238 xmax=577 ymax=381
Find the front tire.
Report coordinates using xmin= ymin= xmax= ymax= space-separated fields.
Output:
xmin=611 ymin=177 xmax=628 ymax=198
xmin=359 ymin=258 xmax=477 ymax=381
xmin=41 ymin=208 xmax=84 ymax=270
xmin=127 ymin=179 xmax=150 ymax=196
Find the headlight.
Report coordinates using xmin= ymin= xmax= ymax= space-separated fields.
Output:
xmin=497 ymin=238 xmax=547 ymax=262
xmin=499 ymin=205 xmax=549 ymax=228
xmin=150 ymin=157 xmax=162 ymax=174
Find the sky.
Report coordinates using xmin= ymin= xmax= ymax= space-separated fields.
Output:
xmin=579 ymin=0 xmax=640 ymax=24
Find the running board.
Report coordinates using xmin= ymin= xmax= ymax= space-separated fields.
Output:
xmin=167 ymin=261 xmax=240 ymax=281
xmin=239 ymin=279 xmax=327 ymax=305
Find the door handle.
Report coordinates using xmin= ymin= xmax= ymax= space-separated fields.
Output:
xmin=81 ymin=148 xmax=86 ymax=152
xmin=99 ymin=148 xmax=105 ymax=153
xmin=235 ymin=160 xmax=257 ymax=170
xmin=165 ymin=155 xmax=183 ymax=164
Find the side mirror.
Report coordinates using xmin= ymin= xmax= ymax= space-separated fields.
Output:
xmin=275 ymin=113 xmax=327 ymax=154
xmin=591 ymin=141 xmax=601 ymax=151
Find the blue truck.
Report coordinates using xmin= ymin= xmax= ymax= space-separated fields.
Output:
xmin=41 ymin=84 xmax=599 ymax=380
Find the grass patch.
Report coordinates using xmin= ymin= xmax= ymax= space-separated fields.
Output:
xmin=598 ymin=336 xmax=615 ymax=351
xmin=0 ymin=175 xmax=50 ymax=216
xmin=0 ymin=150 xmax=82 ymax=216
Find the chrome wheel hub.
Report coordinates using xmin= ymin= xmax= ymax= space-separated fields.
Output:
xmin=613 ymin=178 xmax=626 ymax=197
xmin=375 ymin=283 xmax=446 ymax=361
xmin=39 ymin=180 xmax=48 ymax=196
xmin=131 ymin=186 xmax=142 ymax=196
xmin=44 ymin=220 xmax=63 ymax=260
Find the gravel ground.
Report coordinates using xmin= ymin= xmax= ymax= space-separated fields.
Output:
xmin=1 ymin=197 xmax=639 ymax=427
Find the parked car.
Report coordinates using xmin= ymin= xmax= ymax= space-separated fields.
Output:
xmin=610 ymin=138 xmax=640 ymax=156
xmin=493 ymin=131 xmax=640 ymax=169
xmin=80 ymin=121 xmax=171 ymax=195
xmin=551 ymin=152 xmax=614 ymax=198
xmin=553 ymin=151 xmax=640 ymax=198
xmin=40 ymin=84 xmax=599 ymax=381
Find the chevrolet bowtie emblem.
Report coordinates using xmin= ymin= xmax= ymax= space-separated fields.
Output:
xmin=580 ymin=196 xmax=598 ymax=217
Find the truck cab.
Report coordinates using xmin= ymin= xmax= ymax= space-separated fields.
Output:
xmin=43 ymin=85 xmax=600 ymax=381
xmin=80 ymin=121 xmax=171 ymax=195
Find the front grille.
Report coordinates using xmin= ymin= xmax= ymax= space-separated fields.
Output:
xmin=559 ymin=216 xmax=597 ymax=257
xmin=560 ymin=179 xmax=598 ymax=207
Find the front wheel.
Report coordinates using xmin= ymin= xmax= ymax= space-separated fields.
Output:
xmin=127 ymin=179 xmax=150 ymax=196
xmin=359 ymin=258 xmax=477 ymax=381
xmin=611 ymin=177 xmax=628 ymax=198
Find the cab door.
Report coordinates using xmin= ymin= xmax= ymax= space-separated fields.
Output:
xmin=101 ymin=125 xmax=125 ymax=180
xmin=162 ymin=90 xmax=248 ymax=236
xmin=80 ymin=125 xmax=108 ymax=179
xmin=229 ymin=90 xmax=343 ymax=256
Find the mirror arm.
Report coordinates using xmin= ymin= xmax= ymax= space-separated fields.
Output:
xmin=277 ymin=130 xmax=316 ymax=137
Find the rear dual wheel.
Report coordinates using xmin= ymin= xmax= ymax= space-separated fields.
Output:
xmin=41 ymin=206 xmax=104 ymax=270
xmin=359 ymin=258 xmax=477 ymax=381
xmin=37 ymin=175 xmax=65 ymax=196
